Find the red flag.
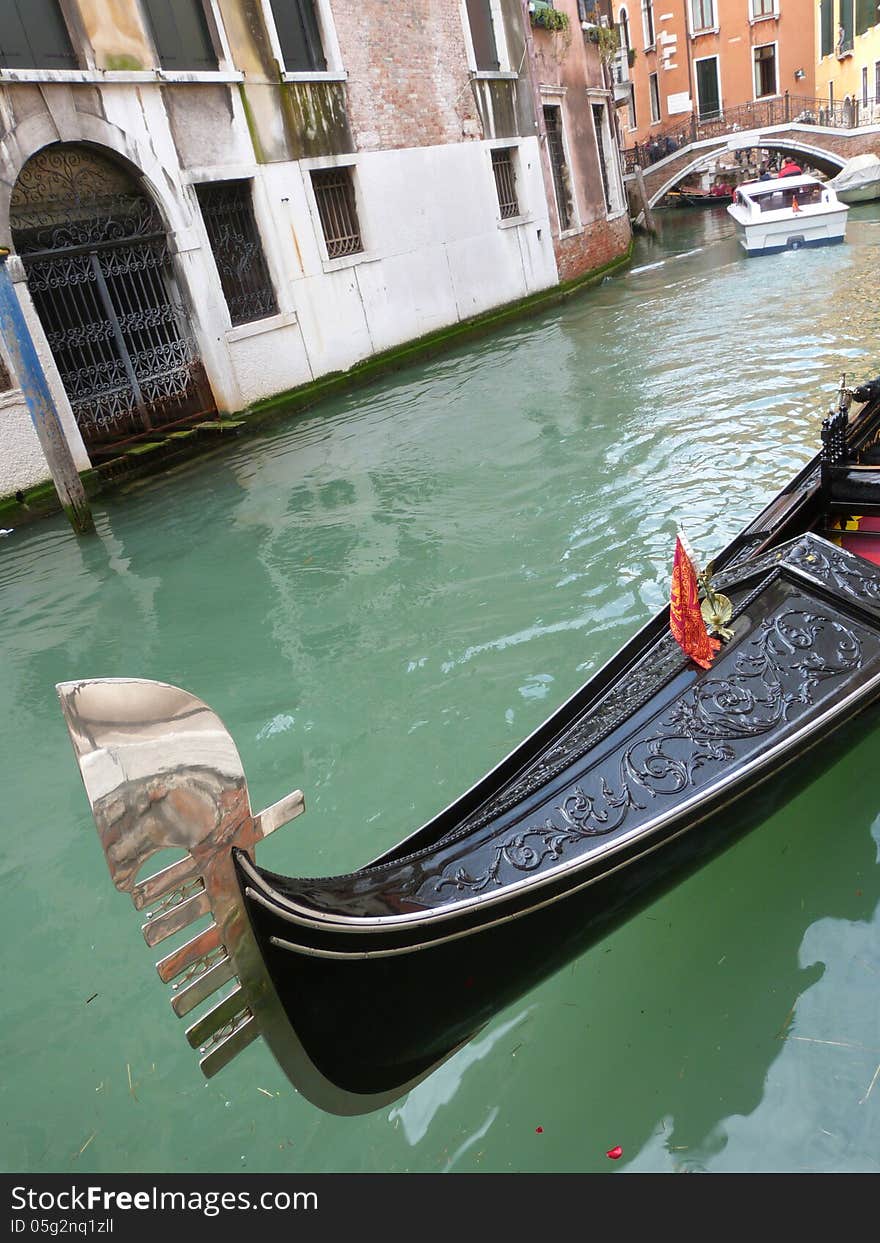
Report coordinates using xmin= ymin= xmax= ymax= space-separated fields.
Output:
xmin=670 ymin=536 xmax=720 ymax=670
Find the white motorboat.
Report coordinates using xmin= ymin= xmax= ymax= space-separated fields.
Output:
xmin=828 ymin=154 xmax=880 ymax=204
xmin=726 ymin=175 xmax=849 ymax=256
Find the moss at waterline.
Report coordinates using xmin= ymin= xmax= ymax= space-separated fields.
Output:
xmin=0 ymin=242 xmax=632 ymax=529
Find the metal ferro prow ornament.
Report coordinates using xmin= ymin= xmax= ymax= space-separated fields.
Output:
xmin=56 ymin=678 xmax=305 ymax=1081
xmin=698 ymin=563 xmax=734 ymax=641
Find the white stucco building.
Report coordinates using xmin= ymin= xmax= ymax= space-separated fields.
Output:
xmin=0 ymin=0 xmax=628 ymax=502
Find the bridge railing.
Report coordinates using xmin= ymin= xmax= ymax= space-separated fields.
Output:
xmin=623 ymin=94 xmax=880 ymax=173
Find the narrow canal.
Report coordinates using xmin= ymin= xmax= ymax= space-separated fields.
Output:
xmin=3 ymin=204 xmax=879 ymax=1174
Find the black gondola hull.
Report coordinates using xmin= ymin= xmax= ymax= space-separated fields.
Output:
xmin=236 ymin=529 xmax=880 ymax=1108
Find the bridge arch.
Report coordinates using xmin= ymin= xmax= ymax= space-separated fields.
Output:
xmin=644 ymin=140 xmax=848 ymax=208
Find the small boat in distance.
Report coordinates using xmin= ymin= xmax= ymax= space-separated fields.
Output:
xmin=727 ymin=174 xmax=849 ymax=255
xmin=57 ymin=375 xmax=880 ymax=1115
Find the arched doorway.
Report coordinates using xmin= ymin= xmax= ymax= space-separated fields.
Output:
xmin=10 ymin=143 xmax=214 ymax=452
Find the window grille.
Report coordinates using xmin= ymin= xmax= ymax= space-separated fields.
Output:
xmin=0 ymin=0 xmax=77 ymax=69
xmin=310 ymin=168 xmax=363 ymax=259
xmin=543 ymin=107 xmax=572 ymax=232
xmin=195 ymin=181 xmax=278 ymax=325
xmin=491 ymin=149 xmax=519 ymax=219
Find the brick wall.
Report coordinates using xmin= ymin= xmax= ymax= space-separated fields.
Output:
xmin=554 ymin=213 xmax=631 ymax=284
xmin=333 ymin=1 xmax=480 ymax=151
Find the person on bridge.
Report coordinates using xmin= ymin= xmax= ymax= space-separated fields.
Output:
xmin=778 ymin=157 xmax=803 ymax=177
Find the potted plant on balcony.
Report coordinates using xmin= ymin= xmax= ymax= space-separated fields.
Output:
xmin=529 ymin=1 xmax=570 ymax=33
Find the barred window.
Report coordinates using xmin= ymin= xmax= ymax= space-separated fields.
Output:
xmin=310 ymin=168 xmax=363 ymax=259
xmin=543 ymin=106 xmax=572 ymax=232
xmin=491 ymin=148 xmax=519 ymax=219
xmin=195 ymin=180 xmax=278 ymax=325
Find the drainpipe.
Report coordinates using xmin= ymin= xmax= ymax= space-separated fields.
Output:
xmin=680 ymin=0 xmax=696 ymax=131
xmin=0 ymin=249 xmax=94 ymax=535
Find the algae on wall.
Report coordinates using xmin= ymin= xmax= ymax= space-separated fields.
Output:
xmin=78 ymin=0 xmax=153 ymax=70
xmin=218 ymin=0 xmax=353 ymax=162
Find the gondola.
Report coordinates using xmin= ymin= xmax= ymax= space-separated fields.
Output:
xmin=664 ymin=188 xmax=734 ymax=208
xmin=58 ymin=373 xmax=880 ymax=1116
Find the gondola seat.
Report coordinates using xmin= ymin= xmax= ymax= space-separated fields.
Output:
xmin=828 ymin=465 xmax=880 ymax=505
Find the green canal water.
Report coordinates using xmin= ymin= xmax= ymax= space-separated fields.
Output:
xmin=3 ymin=205 xmax=880 ymax=1175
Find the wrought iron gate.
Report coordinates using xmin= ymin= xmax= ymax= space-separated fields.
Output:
xmin=10 ymin=144 xmax=213 ymax=449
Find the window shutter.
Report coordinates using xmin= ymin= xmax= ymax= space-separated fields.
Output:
xmin=855 ymin=0 xmax=874 ymax=36
xmin=141 ymin=0 xmax=217 ymax=71
xmin=0 ymin=1 xmax=77 ymax=70
xmin=270 ymin=0 xmax=327 ymax=73
xmin=819 ymin=0 xmax=833 ymax=55
xmin=465 ymin=0 xmax=500 ymax=71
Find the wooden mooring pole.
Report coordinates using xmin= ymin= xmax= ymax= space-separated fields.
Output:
xmin=631 ymin=167 xmax=656 ymax=235
xmin=0 ymin=249 xmax=94 ymax=534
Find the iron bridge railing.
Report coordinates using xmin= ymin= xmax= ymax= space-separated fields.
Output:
xmin=624 ymin=94 xmax=880 ymax=173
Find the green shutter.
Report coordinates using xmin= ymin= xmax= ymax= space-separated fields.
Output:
xmin=855 ymin=0 xmax=876 ymax=35
xmin=141 ymin=0 xmax=217 ymax=71
xmin=820 ymin=0 xmax=834 ymax=56
xmin=0 ymin=1 xmax=77 ymax=70
xmin=270 ymin=0 xmax=327 ymax=72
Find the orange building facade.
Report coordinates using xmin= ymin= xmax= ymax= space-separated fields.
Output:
xmin=610 ymin=0 xmax=818 ymax=150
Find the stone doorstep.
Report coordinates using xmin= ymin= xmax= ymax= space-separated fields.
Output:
xmin=193 ymin=419 xmax=246 ymax=432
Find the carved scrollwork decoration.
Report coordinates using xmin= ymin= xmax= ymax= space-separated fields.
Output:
xmin=433 ymin=606 xmax=862 ymax=896
xmin=787 ymin=538 xmax=880 ymax=606
xmin=10 ymin=145 xmax=163 ymax=255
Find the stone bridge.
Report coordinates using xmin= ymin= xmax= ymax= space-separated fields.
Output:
xmin=629 ymin=122 xmax=880 ymax=208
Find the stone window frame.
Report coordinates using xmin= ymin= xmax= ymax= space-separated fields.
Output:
xmin=459 ymin=0 xmax=517 ymax=80
xmin=693 ymin=53 xmax=721 ymax=117
xmin=587 ymin=89 xmax=627 ymax=219
xmin=0 ymin=0 xmax=241 ymax=83
xmin=748 ymin=0 xmax=779 ymax=23
xmin=300 ymin=156 xmax=374 ymax=274
xmin=187 ymin=166 xmax=294 ymax=339
xmin=485 ymin=138 xmax=532 ymax=228
xmin=648 ymin=69 xmax=661 ymax=124
xmin=752 ymin=40 xmax=779 ymax=100
xmin=193 ymin=178 xmax=280 ymax=328
xmin=259 ymin=0 xmax=346 ymax=82
xmin=540 ymin=88 xmax=582 ymax=239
